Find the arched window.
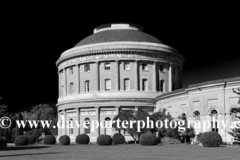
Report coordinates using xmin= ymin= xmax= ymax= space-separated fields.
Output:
xmin=105 ymin=117 xmax=112 ymax=135
xmin=85 ymin=80 xmax=90 ymax=92
xmin=230 ymin=108 xmax=240 ymax=122
xmin=124 ymin=78 xmax=130 ymax=91
xmin=160 ymin=65 xmax=164 ymax=72
xmin=69 ymin=119 xmax=74 ymax=136
xmin=84 ymin=118 xmax=90 ymax=135
xmin=210 ymin=110 xmax=218 ymax=132
xmin=181 ymin=113 xmax=186 ymax=120
xmin=84 ymin=64 xmax=90 ymax=72
xmin=160 ymin=80 xmax=165 ymax=92
xmin=105 ymin=79 xmax=111 ymax=91
xmin=142 ymin=79 xmax=148 ymax=91
xmin=193 ymin=111 xmax=200 ymax=121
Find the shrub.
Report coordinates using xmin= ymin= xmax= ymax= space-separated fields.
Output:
xmin=26 ymin=135 xmax=36 ymax=144
xmin=97 ymin=135 xmax=112 ymax=145
xmin=139 ymin=133 xmax=158 ymax=146
xmin=43 ymin=135 xmax=56 ymax=145
xmin=161 ymin=137 xmax=181 ymax=144
xmin=199 ymin=131 xmax=222 ymax=147
xmin=59 ymin=135 xmax=70 ymax=145
xmin=112 ymin=133 xmax=125 ymax=145
xmin=75 ymin=134 xmax=90 ymax=144
xmin=14 ymin=135 xmax=29 ymax=146
xmin=0 ymin=137 xmax=7 ymax=149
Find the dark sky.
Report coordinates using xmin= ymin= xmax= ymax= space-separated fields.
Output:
xmin=0 ymin=4 xmax=239 ymax=112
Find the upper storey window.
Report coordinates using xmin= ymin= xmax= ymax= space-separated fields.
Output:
xmin=124 ymin=79 xmax=130 ymax=91
xmin=69 ymin=68 xmax=73 ymax=75
xmin=142 ymin=79 xmax=148 ymax=91
xmin=105 ymin=62 xmax=111 ymax=71
xmin=124 ymin=62 xmax=130 ymax=70
xmin=142 ymin=63 xmax=148 ymax=71
xmin=69 ymin=82 xmax=74 ymax=94
xmin=160 ymin=65 xmax=164 ymax=72
xmin=85 ymin=80 xmax=90 ymax=92
xmin=84 ymin=64 xmax=90 ymax=73
xmin=105 ymin=79 xmax=111 ymax=91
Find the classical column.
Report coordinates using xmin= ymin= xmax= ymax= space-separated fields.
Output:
xmin=63 ymin=68 xmax=67 ymax=95
xmin=58 ymin=71 xmax=61 ymax=97
xmin=96 ymin=61 xmax=99 ymax=92
xmin=115 ymin=106 xmax=120 ymax=115
xmin=152 ymin=61 xmax=156 ymax=92
xmin=62 ymin=109 xmax=66 ymax=135
xmin=168 ymin=63 xmax=172 ymax=92
xmin=76 ymin=64 xmax=80 ymax=93
xmin=135 ymin=60 xmax=139 ymax=91
xmin=115 ymin=60 xmax=120 ymax=91
xmin=95 ymin=106 xmax=100 ymax=136
xmin=58 ymin=111 xmax=62 ymax=137
xmin=75 ymin=108 xmax=80 ymax=135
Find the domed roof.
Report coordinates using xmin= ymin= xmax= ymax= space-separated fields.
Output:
xmin=74 ymin=23 xmax=163 ymax=47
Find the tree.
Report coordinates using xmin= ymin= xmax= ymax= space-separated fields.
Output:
xmin=112 ymin=109 xmax=152 ymax=143
xmin=151 ymin=109 xmax=179 ymax=139
xmin=228 ymin=107 xmax=240 ymax=144
xmin=0 ymin=97 xmax=8 ymax=117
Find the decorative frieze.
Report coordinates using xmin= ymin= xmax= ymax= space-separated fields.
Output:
xmin=80 ymin=110 xmax=96 ymax=115
xmin=66 ymin=111 xmax=76 ymax=116
xmin=58 ymin=52 xmax=184 ymax=68
xmin=100 ymin=110 xmax=116 ymax=115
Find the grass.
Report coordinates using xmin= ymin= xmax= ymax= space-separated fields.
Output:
xmin=0 ymin=143 xmax=239 ymax=160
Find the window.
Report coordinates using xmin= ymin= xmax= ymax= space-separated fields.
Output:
xmin=160 ymin=80 xmax=165 ymax=92
xmin=124 ymin=79 xmax=130 ymax=91
xmin=105 ymin=62 xmax=111 ymax=70
xmin=69 ymin=119 xmax=74 ymax=135
xmin=84 ymin=118 xmax=90 ymax=134
xmin=85 ymin=80 xmax=90 ymax=92
xmin=124 ymin=62 xmax=130 ymax=70
xmin=160 ymin=65 xmax=164 ymax=72
xmin=69 ymin=68 xmax=73 ymax=75
xmin=142 ymin=63 xmax=148 ymax=71
xmin=105 ymin=117 xmax=112 ymax=135
xmin=84 ymin=64 xmax=90 ymax=72
xmin=210 ymin=110 xmax=218 ymax=132
xmin=193 ymin=111 xmax=200 ymax=121
xmin=69 ymin=82 xmax=74 ymax=94
xmin=142 ymin=79 xmax=148 ymax=91
xmin=172 ymin=82 xmax=175 ymax=91
xmin=105 ymin=79 xmax=111 ymax=91
xmin=230 ymin=108 xmax=239 ymax=122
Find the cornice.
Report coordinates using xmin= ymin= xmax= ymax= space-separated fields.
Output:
xmin=56 ymin=50 xmax=184 ymax=68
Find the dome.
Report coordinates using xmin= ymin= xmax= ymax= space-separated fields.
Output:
xmin=74 ymin=23 xmax=163 ymax=47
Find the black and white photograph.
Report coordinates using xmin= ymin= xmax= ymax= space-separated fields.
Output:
xmin=0 ymin=3 xmax=239 ymax=160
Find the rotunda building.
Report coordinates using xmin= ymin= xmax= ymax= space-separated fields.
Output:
xmin=56 ymin=23 xmax=185 ymax=142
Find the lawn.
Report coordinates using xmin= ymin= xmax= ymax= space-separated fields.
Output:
xmin=0 ymin=144 xmax=239 ymax=160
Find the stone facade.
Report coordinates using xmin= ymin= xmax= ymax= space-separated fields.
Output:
xmin=56 ymin=24 xmax=184 ymax=142
xmin=155 ymin=77 xmax=240 ymax=144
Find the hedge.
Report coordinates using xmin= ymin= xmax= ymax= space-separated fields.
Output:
xmin=59 ymin=135 xmax=70 ymax=145
xmin=139 ymin=133 xmax=158 ymax=145
xmin=43 ymin=135 xmax=56 ymax=145
xmin=112 ymin=133 xmax=125 ymax=145
xmin=97 ymin=135 xmax=112 ymax=145
xmin=199 ymin=131 xmax=222 ymax=147
xmin=75 ymin=134 xmax=90 ymax=144
xmin=26 ymin=135 xmax=36 ymax=144
xmin=14 ymin=135 xmax=29 ymax=146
